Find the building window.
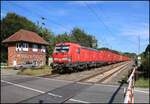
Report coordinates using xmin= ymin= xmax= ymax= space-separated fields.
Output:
xmin=41 ymin=45 xmax=46 ymax=52
xmin=32 ymin=44 xmax=38 ymax=52
xmin=23 ymin=43 xmax=29 ymax=51
xmin=16 ymin=43 xmax=21 ymax=51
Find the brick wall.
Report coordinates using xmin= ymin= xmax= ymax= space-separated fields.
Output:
xmin=8 ymin=42 xmax=46 ymax=67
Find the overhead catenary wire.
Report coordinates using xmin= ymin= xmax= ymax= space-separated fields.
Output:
xmin=98 ymin=5 xmax=138 ymax=45
xmin=11 ymin=2 xmax=71 ymax=32
xmin=84 ymin=2 xmax=138 ymax=45
xmin=84 ymin=2 xmax=113 ymax=37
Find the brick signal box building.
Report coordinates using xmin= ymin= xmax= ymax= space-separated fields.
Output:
xmin=2 ymin=29 xmax=49 ymax=67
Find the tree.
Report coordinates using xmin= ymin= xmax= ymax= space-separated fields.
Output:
xmin=140 ymin=44 xmax=150 ymax=78
xmin=1 ymin=13 xmax=40 ymax=42
xmin=123 ymin=52 xmax=137 ymax=58
xmin=54 ymin=32 xmax=74 ymax=44
xmin=1 ymin=13 xmax=40 ymax=62
xmin=38 ymin=27 xmax=55 ymax=64
xmin=98 ymin=47 xmax=137 ymax=59
xmin=70 ymin=27 xmax=97 ymax=48
xmin=144 ymin=44 xmax=150 ymax=57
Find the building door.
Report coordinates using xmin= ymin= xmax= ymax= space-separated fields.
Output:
xmin=13 ymin=59 xmax=17 ymax=66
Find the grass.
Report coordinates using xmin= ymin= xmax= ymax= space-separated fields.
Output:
xmin=1 ymin=67 xmax=13 ymax=70
xmin=17 ymin=65 xmax=52 ymax=75
xmin=135 ymin=78 xmax=149 ymax=88
xmin=1 ymin=63 xmax=7 ymax=66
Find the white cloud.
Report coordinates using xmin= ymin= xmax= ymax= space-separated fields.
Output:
xmin=121 ymin=23 xmax=149 ymax=39
xmin=123 ymin=29 xmax=149 ymax=39
xmin=119 ymin=22 xmax=149 ymax=53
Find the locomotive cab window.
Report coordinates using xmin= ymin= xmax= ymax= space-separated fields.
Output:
xmin=54 ymin=45 xmax=70 ymax=53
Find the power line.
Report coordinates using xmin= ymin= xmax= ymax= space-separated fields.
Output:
xmin=84 ymin=2 xmax=113 ymax=36
xmin=11 ymin=2 xmax=71 ymax=32
xmin=84 ymin=2 xmax=138 ymax=45
xmin=98 ymin=5 xmax=138 ymax=45
xmin=84 ymin=2 xmax=115 ymax=49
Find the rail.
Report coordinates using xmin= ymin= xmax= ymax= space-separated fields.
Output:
xmin=124 ymin=67 xmax=136 ymax=104
xmin=79 ymin=62 xmax=129 ymax=83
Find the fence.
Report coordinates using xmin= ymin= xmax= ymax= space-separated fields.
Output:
xmin=124 ymin=67 xmax=136 ymax=103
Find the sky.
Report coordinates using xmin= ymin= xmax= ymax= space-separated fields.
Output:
xmin=1 ymin=1 xmax=149 ymax=54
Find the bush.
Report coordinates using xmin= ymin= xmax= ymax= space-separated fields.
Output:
xmin=17 ymin=66 xmax=52 ymax=75
xmin=135 ymin=78 xmax=149 ymax=88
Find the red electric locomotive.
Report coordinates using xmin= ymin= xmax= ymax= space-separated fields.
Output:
xmin=50 ymin=42 xmax=104 ymax=73
xmin=51 ymin=42 xmax=131 ymax=73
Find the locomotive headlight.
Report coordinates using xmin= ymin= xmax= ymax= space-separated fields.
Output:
xmin=68 ymin=57 xmax=71 ymax=62
xmin=62 ymin=57 xmax=71 ymax=62
xmin=54 ymin=58 xmax=58 ymax=60
xmin=62 ymin=58 xmax=68 ymax=60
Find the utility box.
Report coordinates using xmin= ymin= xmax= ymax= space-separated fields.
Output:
xmin=48 ymin=58 xmax=53 ymax=66
xmin=137 ymin=56 xmax=141 ymax=67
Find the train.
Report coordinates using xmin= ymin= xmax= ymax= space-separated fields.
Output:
xmin=50 ymin=42 xmax=131 ymax=73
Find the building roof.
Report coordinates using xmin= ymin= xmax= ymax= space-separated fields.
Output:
xmin=2 ymin=29 xmax=49 ymax=45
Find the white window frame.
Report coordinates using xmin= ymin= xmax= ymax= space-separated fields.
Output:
xmin=16 ymin=43 xmax=21 ymax=51
xmin=41 ymin=45 xmax=46 ymax=52
xmin=22 ymin=43 xmax=29 ymax=51
xmin=32 ymin=44 xmax=38 ymax=52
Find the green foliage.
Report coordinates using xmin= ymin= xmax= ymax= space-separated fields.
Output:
xmin=55 ymin=32 xmax=75 ymax=44
xmin=17 ymin=66 xmax=52 ymax=75
xmin=141 ymin=56 xmax=149 ymax=77
xmin=135 ymin=78 xmax=149 ymax=88
xmin=1 ymin=13 xmax=40 ymax=42
xmin=1 ymin=67 xmax=13 ymax=70
xmin=70 ymin=27 xmax=97 ymax=48
xmin=38 ymin=27 xmax=55 ymax=64
xmin=0 ymin=44 xmax=8 ymax=63
xmin=123 ymin=52 xmax=137 ymax=60
xmin=139 ymin=44 xmax=150 ymax=78
xmin=144 ymin=44 xmax=150 ymax=57
xmin=1 ymin=13 xmax=40 ymax=62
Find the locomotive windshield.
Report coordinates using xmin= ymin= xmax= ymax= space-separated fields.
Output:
xmin=54 ymin=45 xmax=70 ymax=53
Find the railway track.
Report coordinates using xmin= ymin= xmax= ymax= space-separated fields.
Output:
xmin=42 ymin=61 xmax=125 ymax=78
xmin=79 ymin=62 xmax=130 ymax=83
xmin=41 ymin=61 xmax=131 ymax=83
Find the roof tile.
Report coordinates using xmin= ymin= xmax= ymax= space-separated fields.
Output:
xmin=2 ymin=29 xmax=49 ymax=45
